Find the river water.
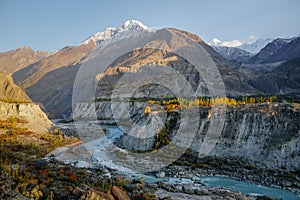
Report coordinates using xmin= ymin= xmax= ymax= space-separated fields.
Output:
xmin=202 ymin=176 xmax=299 ymax=200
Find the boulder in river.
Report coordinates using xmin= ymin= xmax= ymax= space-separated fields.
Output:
xmin=156 ymin=171 xmax=166 ymax=178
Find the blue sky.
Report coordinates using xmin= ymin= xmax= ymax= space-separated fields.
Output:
xmin=1 ymin=0 xmax=300 ymax=52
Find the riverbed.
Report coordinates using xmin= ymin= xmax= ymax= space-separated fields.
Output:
xmin=50 ymin=122 xmax=300 ymax=200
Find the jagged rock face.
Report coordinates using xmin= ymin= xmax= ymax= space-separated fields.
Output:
xmin=0 ymin=101 xmax=52 ymax=133
xmin=192 ymin=104 xmax=300 ymax=171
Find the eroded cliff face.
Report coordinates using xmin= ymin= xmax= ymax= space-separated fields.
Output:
xmin=192 ymin=104 xmax=300 ymax=171
xmin=73 ymin=102 xmax=300 ymax=170
xmin=0 ymin=101 xmax=53 ymax=133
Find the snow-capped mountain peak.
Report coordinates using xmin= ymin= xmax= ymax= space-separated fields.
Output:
xmin=238 ymin=38 xmax=273 ymax=54
xmin=81 ymin=20 xmax=153 ymax=45
xmin=221 ymin=39 xmax=242 ymax=47
xmin=208 ymin=38 xmax=222 ymax=46
xmin=208 ymin=38 xmax=242 ymax=47
xmin=208 ymin=37 xmax=274 ymax=54
xmin=121 ymin=20 xmax=152 ymax=31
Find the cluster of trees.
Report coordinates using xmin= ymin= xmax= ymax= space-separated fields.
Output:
xmin=183 ymin=96 xmax=278 ymax=107
xmin=146 ymin=96 xmax=279 ymax=112
xmin=152 ymin=112 xmax=179 ymax=150
xmin=0 ymin=98 xmax=30 ymax=104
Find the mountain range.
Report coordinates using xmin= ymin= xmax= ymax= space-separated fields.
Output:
xmin=0 ymin=46 xmax=50 ymax=74
xmin=209 ymin=38 xmax=273 ymax=54
xmin=250 ymin=37 xmax=300 ymax=64
xmin=0 ymin=20 xmax=299 ymax=118
xmin=210 ymin=35 xmax=300 ymax=64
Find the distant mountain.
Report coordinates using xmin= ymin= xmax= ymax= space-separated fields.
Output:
xmin=248 ymin=58 xmax=300 ymax=94
xmin=208 ymin=37 xmax=273 ymax=63
xmin=208 ymin=37 xmax=272 ymax=54
xmin=266 ymin=37 xmax=300 ymax=62
xmin=0 ymin=72 xmax=32 ymax=102
xmin=208 ymin=38 xmax=222 ymax=46
xmin=210 ymin=35 xmax=300 ymax=64
xmin=12 ymin=41 xmax=96 ymax=118
xmin=81 ymin=20 xmax=154 ymax=46
xmin=208 ymin=38 xmax=242 ymax=47
xmin=250 ymin=37 xmax=300 ymax=63
xmin=13 ymin=41 xmax=95 ymax=89
xmin=238 ymin=38 xmax=273 ymax=54
xmin=212 ymin=46 xmax=252 ymax=63
xmin=0 ymin=46 xmax=50 ymax=74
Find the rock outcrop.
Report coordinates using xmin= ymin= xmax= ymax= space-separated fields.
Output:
xmin=0 ymin=72 xmax=52 ymax=133
xmin=111 ymin=186 xmax=131 ymax=200
xmin=79 ymin=188 xmax=115 ymax=200
xmin=0 ymin=101 xmax=52 ymax=133
xmin=0 ymin=73 xmax=31 ymax=103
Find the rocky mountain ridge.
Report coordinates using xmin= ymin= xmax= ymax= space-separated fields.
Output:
xmin=250 ymin=37 xmax=300 ymax=64
xmin=12 ymin=41 xmax=96 ymax=118
xmin=0 ymin=46 xmax=51 ymax=74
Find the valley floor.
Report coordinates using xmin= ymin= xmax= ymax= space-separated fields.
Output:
xmin=40 ymin=121 xmax=300 ymax=200
xmin=1 ymin=109 xmax=300 ymax=200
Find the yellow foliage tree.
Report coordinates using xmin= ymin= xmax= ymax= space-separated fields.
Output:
xmin=148 ymin=100 xmax=155 ymax=105
xmin=59 ymin=135 xmax=64 ymax=144
xmin=144 ymin=106 xmax=151 ymax=115
xmin=249 ymin=97 xmax=255 ymax=104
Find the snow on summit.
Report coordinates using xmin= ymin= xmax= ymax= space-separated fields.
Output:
xmin=207 ymin=37 xmax=274 ymax=54
xmin=208 ymin=38 xmax=222 ymax=46
xmin=121 ymin=20 xmax=152 ymax=31
xmin=221 ymin=39 xmax=242 ymax=47
xmin=208 ymin=38 xmax=242 ymax=47
xmin=81 ymin=20 xmax=153 ymax=45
